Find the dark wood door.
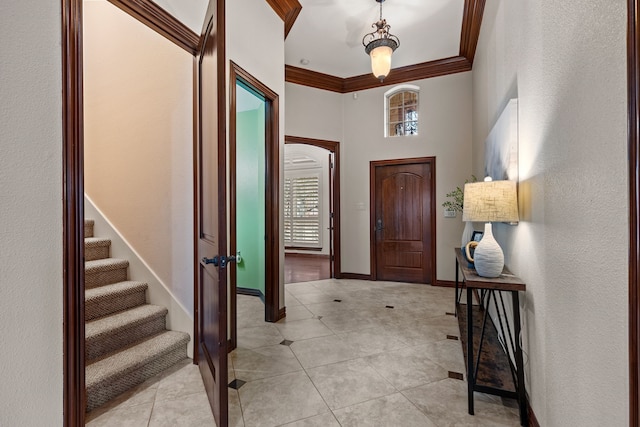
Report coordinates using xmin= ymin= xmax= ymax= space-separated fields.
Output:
xmin=372 ymin=159 xmax=435 ymax=284
xmin=196 ymin=1 xmax=227 ymax=425
xmin=328 ymin=152 xmax=335 ymax=278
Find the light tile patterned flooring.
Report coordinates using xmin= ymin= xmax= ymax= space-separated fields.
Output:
xmin=87 ymin=279 xmax=520 ymax=426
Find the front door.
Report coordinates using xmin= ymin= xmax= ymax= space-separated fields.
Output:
xmin=195 ymin=1 xmax=227 ymax=425
xmin=371 ymin=158 xmax=435 ymax=284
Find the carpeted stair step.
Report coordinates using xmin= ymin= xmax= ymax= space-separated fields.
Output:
xmin=85 ymin=330 xmax=190 ymax=412
xmin=85 ymin=219 xmax=94 ymax=238
xmin=85 ymin=258 xmax=129 ymax=289
xmin=85 ymin=237 xmax=111 ymax=261
xmin=86 ymin=304 xmax=168 ymax=361
xmin=85 ymin=281 xmax=148 ymax=321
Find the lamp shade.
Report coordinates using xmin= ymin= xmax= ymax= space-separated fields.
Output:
xmin=462 ymin=180 xmax=519 ymax=223
xmin=370 ymin=45 xmax=393 ymax=80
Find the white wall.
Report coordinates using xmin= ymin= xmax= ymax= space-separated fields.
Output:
xmin=286 ymin=72 xmax=474 ymax=281
xmin=227 ymin=0 xmax=285 ymax=305
xmin=84 ymin=1 xmax=195 ymax=315
xmin=473 ymin=0 xmax=628 ymax=425
xmin=0 ymin=1 xmax=63 ymax=425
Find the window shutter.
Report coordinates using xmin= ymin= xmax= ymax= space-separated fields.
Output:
xmin=284 ymin=174 xmax=321 ymax=247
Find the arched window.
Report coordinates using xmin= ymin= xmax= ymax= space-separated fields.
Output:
xmin=385 ymin=85 xmax=419 ymax=137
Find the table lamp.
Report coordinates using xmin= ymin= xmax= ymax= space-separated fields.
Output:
xmin=462 ymin=179 xmax=519 ymax=277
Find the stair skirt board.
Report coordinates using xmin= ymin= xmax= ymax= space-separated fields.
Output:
xmin=83 ymin=219 xmax=190 ymax=412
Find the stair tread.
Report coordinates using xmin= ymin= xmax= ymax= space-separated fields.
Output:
xmin=86 ymin=330 xmax=190 ymax=389
xmin=85 ymin=281 xmax=147 ymax=302
xmin=86 ymin=304 xmax=168 ymax=340
xmin=85 ymin=258 xmax=128 ymax=273
xmin=85 ymin=237 xmax=111 ymax=247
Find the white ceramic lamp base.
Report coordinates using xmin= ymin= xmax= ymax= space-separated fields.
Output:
xmin=473 ymin=223 xmax=504 ymax=278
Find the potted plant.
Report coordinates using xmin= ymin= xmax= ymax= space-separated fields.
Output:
xmin=443 ymin=175 xmax=477 ymax=246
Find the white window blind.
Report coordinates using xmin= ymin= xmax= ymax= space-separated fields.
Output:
xmin=284 ymin=174 xmax=321 ymax=247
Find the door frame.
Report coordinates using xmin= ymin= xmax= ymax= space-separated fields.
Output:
xmin=284 ymin=135 xmax=342 ymax=278
xmin=369 ymin=156 xmax=437 ymax=285
xmin=628 ymin=0 xmax=640 ymax=424
xmin=229 ymin=62 xmax=281 ymax=350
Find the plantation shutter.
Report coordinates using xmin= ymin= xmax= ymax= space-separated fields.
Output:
xmin=284 ymin=174 xmax=321 ymax=247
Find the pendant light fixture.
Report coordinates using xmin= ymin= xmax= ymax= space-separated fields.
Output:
xmin=362 ymin=0 xmax=400 ymax=81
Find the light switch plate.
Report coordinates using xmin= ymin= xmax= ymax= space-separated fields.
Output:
xmin=444 ymin=209 xmax=457 ymax=218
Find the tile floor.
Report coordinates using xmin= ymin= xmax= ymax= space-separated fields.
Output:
xmin=87 ymin=279 xmax=521 ymax=426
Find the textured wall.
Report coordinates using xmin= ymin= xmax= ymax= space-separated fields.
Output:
xmin=286 ymin=72 xmax=474 ymax=281
xmin=472 ymin=0 xmax=628 ymax=424
xmin=84 ymin=2 xmax=195 ymax=315
xmin=0 ymin=0 xmax=63 ymax=425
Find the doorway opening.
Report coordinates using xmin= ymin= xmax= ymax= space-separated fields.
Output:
xmin=284 ymin=136 xmax=341 ymax=284
xmin=229 ymin=62 xmax=281 ymax=350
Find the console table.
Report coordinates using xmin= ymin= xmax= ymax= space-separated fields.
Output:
xmin=454 ymin=248 xmax=528 ymax=426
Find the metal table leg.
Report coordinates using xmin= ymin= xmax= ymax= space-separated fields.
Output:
xmin=512 ymin=291 xmax=528 ymax=426
xmin=467 ymin=286 xmax=474 ymax=415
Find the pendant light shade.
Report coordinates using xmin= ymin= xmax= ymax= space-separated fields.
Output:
xmin=363 ymin=0 xmax=399 ymax=81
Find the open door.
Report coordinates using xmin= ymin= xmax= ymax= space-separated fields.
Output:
xmin=195 ymin=0 xmax=228 ymax=425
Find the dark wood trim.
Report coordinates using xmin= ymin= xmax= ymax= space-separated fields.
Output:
xmin=435 ymin=280 xmax=456 ymax=288
xmin=343 ymin=56 xmax=471 ymax=92
xmin=237 ymin=287 xmax=266 ymax=301
xmin=629 ymin=0 xmax=640 ymax=424
xmin=369 ymin=157 xmax=437 ymax=286
xmin=285 ymin=65 xmax=344 ymax=93
xmin=265 ymin=0 xmax=302 ymax=38
xmin=278 ymin=306 xmax=287 ymax=321
xmin=228 ymin=64 xmax=238 ymax=350
xmin=229 ymin=61 xmax=281 ymax=325
xmin=528 ymin=400 xmax=540 ymax=427
xmin=459 ymin=0 xmax=486 ymax=65
xmin=62 ymin=0 xmax=86 ymax=423
xmin=192 ymin=53 xmax=199 ymax=365
xmin=340 ymin=273 xmax=372 ymax=281
xmin=106 ymin=0 xmax=199 ymax=55
xmin=286 ymin=56 xmax=472 ymax=93
xmin=285 ymin=135 xmax=341 ymax=279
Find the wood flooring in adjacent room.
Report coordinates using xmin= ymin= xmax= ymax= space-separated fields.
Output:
xmin=284 ymin=253 xmax=330 ymax=284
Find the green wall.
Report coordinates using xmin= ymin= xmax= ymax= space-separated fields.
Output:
xmin=236 ymin=88 xmax=266 ymax=296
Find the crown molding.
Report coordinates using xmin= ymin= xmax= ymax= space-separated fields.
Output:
xmin=286 ymin=56 xmax=471 ymax=94
xmin=460 ymin=0 xmax=486 ymax=64
xmin=343 ymin=56 xmax=471 ymax=92
xmin=285 ymin=0 xmax=484 ymax=92
xmin=285 ymin=65 xmax=344 ymax=92
xmin=107 ymin=0 xmax=199 ymax=55
xmin=266 ymin=0 xmax=302 ymax=37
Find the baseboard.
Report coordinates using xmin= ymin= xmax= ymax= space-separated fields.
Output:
xmin=278 ymin=306 xmax=286 ymax=321
xmin=528 ymin=400 xmax=540 ymax=427
xmin=237 ymin=287 xmax=265 ymax=303
xmin=435 ymin=280 xmax=456 ymax=288
xmin=340 ymin=273 xmax=371 ymax=280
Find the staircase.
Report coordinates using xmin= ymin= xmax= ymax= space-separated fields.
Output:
xmin=84 ymin=219 xmax=190 ymax=412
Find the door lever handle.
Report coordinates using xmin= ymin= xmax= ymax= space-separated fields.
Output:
xmin=202 ymin=256 xmax=219 ymax=266
xmin=202 ymin=255 xmax=237 ymax=268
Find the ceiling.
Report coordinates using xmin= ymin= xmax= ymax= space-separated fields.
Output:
xmin=284 ymin=0 xmax=465 ymax=79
